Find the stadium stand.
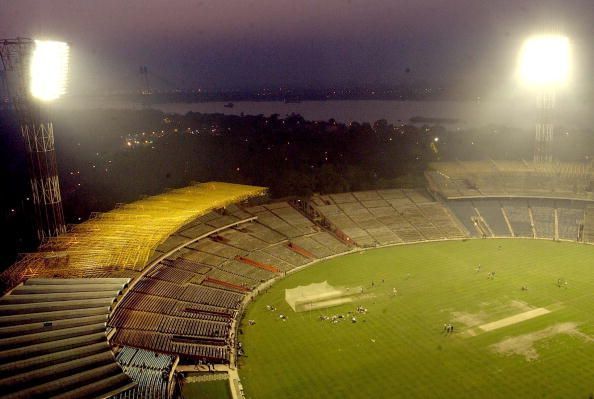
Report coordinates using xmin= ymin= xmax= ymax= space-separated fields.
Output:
xmin=113 ymin=347 xmax=177 ymax=399
xmin=529 ymin=199 xmax=555 ymax=239
xmin=245 ymin=204 xmax=306 ymax=238
xmin=263 ymin=243 xmax=311 ymax=268
xmin=503 ymin=200 xmax=534 ymax=238
xmin=427 ymin=161 xmax=594 ymax=200
xmin=448 ymin=197 xmax=589 ymax=241
xmin=474 ymin=200 xmax=511 ymax=237
xmin=108 ymin=201 xmax=350 ymax=365
xmin=418 ymin=203 xmax=467 ymax=239
xmin=289 ymin=235 xmax=335 ymax=259
xmin=242 ymin=250 xmax=295 ymax=273
xmin=0 ymin=278 xmax=135 ymax=399
xmin=582 ymin=207 xmax=594 ymax=244
xmin=308 ymin=189 xmax=468 ymax=245
xmin=307 ymin=232 xmax=351 ymax=255
xmin=557 ymin=204 xmax=584 ymax=241
xmin=237 ymin=221 xmax=286 ymax=244
xmin=446 ymin=201 xmax=480 ymax=237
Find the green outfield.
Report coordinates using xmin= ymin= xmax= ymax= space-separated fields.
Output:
xmin=182 ymin=379 xmax=231 ymax=399
xmin=238 ymin=239 xmax=594 ymax=399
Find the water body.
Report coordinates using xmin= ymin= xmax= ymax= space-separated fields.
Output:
xmin=61 ymin=98 xmax=594 ymax=130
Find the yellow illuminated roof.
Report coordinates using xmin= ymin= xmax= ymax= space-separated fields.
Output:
xmin=1 ymin=182 xmax=266 ymax=288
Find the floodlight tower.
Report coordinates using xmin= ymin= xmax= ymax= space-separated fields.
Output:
xmin=0 ymin=38 xmax=69 ymax=241
xmin=518 ymin=34 xmax=570 ymax=163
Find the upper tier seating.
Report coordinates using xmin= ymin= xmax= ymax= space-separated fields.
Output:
xmin=427 ymin=161 xmax=594 ymax=200
xmin=310 ymin=189 xmax=468 ymax=246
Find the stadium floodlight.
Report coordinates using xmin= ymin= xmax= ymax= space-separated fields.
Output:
xmin=518 ymin=35 xmax=569 ymax=87
xmin=30 ymin=40 xmax=70 ymax=101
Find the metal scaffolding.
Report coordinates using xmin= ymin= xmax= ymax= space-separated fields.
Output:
xmin=1 ymin=182 xmax=267 ymax=289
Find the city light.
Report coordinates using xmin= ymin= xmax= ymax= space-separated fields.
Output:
xmin=30 ymin=40 xmax=70 ymax=101
xmin=518 ymin=35 xmax=569 ymax=87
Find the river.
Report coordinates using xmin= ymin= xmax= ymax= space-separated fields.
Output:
xmin=59 ymin=98 xmax=594 ymax=130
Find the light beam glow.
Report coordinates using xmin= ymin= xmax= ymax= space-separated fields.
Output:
xmin=518 ymin=35 xmax=569 ymax=87
xmin=30 ymin=40 xmax=70 ymax=101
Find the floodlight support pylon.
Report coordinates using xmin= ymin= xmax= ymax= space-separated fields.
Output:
xmin=0 ymin=38 xmax=66 ymax=241
xmin=534 ymin=90 xmax=555 ymax=163
xmin=21 ymin=122 xmax=66 ymax=239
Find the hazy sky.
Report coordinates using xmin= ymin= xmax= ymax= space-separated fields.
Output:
xmin=1 ymin=0 xmax=592 ymax=93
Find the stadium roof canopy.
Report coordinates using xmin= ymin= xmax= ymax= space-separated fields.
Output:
xmin=2 ymin=182 xmax=267 ymax=290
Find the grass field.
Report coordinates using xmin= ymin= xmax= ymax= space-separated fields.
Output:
xmin=238 ymin=239 xmax=594 ymax=399
xmin=182 ymin=378 xmax=231 ymax=399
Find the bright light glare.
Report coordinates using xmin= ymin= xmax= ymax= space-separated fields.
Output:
xmin=30 ymin=40 xmax=70 ymax=101
xmin=518 ymin=35 xmax=569 ymax=86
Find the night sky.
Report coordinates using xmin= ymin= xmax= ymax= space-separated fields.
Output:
xmin=0 ymin=0 xmax=592 ymax=93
